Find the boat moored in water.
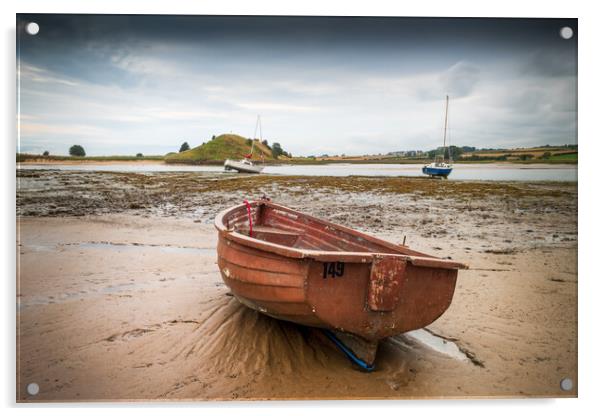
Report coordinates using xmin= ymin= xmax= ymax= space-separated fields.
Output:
xmin=214 ymin=199 xmax=467 ymax=368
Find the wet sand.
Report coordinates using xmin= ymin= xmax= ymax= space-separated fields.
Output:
xmin=16 ymin=171 xmax=577 ymax=401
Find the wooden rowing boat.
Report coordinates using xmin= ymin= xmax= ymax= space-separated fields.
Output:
xmin=214 ymin=199 xmax=467 ymax=367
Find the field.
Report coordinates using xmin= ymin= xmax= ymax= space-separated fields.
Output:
xmin=460 ymin=147 xmax=577 ymax=163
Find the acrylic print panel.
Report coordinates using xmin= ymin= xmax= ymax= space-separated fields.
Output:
xmin=16 ymin=14 xmax=577 ymax=401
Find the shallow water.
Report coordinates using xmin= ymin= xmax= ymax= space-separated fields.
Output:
xmin=401 ymin=329 xmax=468 ymax=361
xmin=71 ymin=241 xmax=215 ymax=255
xmin=19 ymin=162 xmax=577 ymax=181
xmin=23 ymin=241 xmax=215 ymax=255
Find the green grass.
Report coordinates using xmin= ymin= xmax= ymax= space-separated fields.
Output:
xmin=164 ymin=134 xmax=274 ymax=163
xmin=548 ymin=152 xmax=577 ymax=161
xmin=17 ymin=154 xmax=165 ymax=162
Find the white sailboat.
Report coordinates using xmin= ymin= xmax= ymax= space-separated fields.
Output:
xmin=224 ymin=115 xmax=265 ymax=174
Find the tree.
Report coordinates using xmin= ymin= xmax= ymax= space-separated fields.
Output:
xmin=271 ymin=142 xmax=284 ymax=159
xmin=444 ymin=146 xmax=463 ymax=160
xmin=541 ymin=151 xmax=552 ymax=159
xmin=136 ymin=153 xmax=143 ymax=157
xmin=179 ymin=142 xmax=190 ymax=152
xmin=69 ymin=145 xmax=86 ymax=157
xmin=42 ymin=150 xmax=49 ymax=156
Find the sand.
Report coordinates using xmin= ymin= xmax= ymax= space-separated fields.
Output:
xmin=16 ymin=171 xmax=577 ymax=401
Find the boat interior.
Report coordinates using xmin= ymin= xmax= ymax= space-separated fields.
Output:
xmin=224 ymin=202 xmax=426 ymax=256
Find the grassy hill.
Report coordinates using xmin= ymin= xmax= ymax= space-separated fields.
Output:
xmin=165 ymin=134 xmax=275 ymax=164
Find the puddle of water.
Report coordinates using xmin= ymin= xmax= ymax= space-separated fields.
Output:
xmin=17 ymin=271 xmax=221 ymax=311
xmin=101 ymin=282 xmax=138 ymax=294
xmin=20 ymin=244 xmax=56 ymax=252
xmin=158 ymin=245 xmax=213 ymax=254
xmin=68 ymin=242 xmax=214 ymax=255
xmin=392 ymin=329 xmax=469 ymax=361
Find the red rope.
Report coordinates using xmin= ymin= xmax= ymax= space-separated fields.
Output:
xmin=243 ymin=200 xmax=253 ymax=237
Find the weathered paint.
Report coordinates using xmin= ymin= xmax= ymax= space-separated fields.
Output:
xmin=368 ymin=256 xmax=408 ymax=312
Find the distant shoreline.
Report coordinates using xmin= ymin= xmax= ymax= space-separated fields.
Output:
xmin=18 ymin=158 xmax=165 ymax=166
xmin=17 ymin=157 xmax=577 ymax=166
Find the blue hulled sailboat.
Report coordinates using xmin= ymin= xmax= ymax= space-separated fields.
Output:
xmin=423 ymin=95 xmax=453 ymax=178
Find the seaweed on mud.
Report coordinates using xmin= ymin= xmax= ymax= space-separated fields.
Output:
xmin=16 ymin=170 xmax=577 ymax=253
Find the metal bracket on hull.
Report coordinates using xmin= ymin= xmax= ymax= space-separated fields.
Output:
xmin=368 ymin=257 xmax=407 ymax=311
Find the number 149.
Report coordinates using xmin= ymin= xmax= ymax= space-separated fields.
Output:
xmin=323 ymin=262 xmax=345 ymax=278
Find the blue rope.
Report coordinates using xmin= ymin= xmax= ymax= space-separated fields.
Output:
xmin=322 ymin=329 xmax=375 ymax=372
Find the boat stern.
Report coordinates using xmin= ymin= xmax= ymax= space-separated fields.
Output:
xmin=305 ymin=255 xmax=463 ymax=342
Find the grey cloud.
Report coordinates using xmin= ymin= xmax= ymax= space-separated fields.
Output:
xmin=439 ymin=62 xmax=480 ymax=98
xmin=412 ymin=62 xmax=480 ymax=102
xmin=522 ymin=49 xmax=577 ymax=78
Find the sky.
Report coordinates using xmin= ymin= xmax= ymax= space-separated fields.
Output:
xmin=17 ymin=15 xmax=577 ymax=156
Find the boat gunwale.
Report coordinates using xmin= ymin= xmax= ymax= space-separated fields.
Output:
xmin=214 ymin=201 xmax=467 ymax=270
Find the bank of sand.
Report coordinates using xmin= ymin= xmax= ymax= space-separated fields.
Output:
xmin=16 ymin=171 xmax=577 ymax=400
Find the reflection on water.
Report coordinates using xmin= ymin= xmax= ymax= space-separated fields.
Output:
xmin=19 ymin=162 xmax=577 ymax=181
xmin=71 ymin=241 xmax=215 ymax=255
xmin=23 ymin=241 xmax=215 ymax=255
xmin=401 ymin=329 xmax=469 ymax=361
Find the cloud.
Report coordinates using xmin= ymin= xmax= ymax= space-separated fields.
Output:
xmin=237 ymin=101 xmax=320 ymax=113
xmin=522 ymin=49 xmax=577 ymax=78
xmin=20 ymin=122 xmax=109 ymax=137
xmin=20 ymin=64 xmax=80 ymax=86
xmin=439 ymin=62 xmax=480 ymax=98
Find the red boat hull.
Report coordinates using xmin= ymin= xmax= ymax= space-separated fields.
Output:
xmin=215 ymin=201 xmax=466 ymax=347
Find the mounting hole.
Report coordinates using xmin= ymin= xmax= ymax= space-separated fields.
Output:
xmin=560 ymin=377 xmax=573 ymax=391
xmin=27 ymin=382 xmax=40 ymax=396
xmin=559 ymin=26 xmax=573 ymax=40
xmin=26 ymin=22 xmax=40 ymax=36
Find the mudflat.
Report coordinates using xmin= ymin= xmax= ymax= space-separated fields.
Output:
xmin=16 ymin=170 xmax=577 ymax=400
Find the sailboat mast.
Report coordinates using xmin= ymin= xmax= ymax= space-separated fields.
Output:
xmin=258 ymin=115 xmax=262 ymax=142
xmin=250 ymin=114 xmax=262 ymax=157
xmin=443 ymin=95 xmax=449 ymax=157
xmin=257 ymin=115 xmax=262 ymax=163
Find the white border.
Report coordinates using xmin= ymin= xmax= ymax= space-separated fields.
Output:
xmin=3 ymin=0 xmax=601 ymax=414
